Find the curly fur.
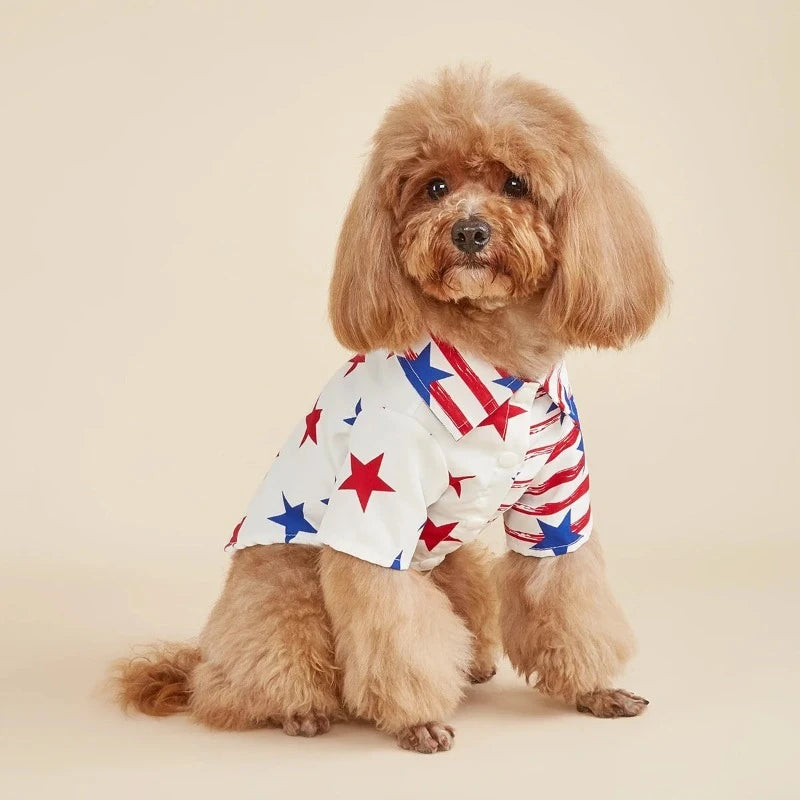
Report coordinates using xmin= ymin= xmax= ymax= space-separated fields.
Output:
xmin=430 ymin=541 xmax=501 ymax=683
xmin=113 ymin=67 xmax=667 ymax=752
xmin=112 ymin=643 xmax=201 ymax=716
xmin=330 ymin=66 xmax=668 ymax=374
xmin=318 ymin=546 xmax=473 ymax=733
xmin=496 ymin=535 xmax=636 ymax=701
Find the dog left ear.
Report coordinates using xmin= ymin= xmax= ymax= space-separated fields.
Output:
xmin=328 ymin=157 xmax=422 ymax=352
xmin=543 ymin=142 xmax=669 ymax=348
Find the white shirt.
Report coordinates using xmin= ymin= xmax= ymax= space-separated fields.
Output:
xmin=228 ymin=335 xmax=592 ymax=571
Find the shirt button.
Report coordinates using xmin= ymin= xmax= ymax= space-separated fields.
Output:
xmin=498 ymin=452 xmax=519 ymax=468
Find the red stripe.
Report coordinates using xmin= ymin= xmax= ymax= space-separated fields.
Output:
xmin=529 ymin=413 xmax=560 ymax=435
xmin=526 ymin=423 xmax=578 ymax=460
xmin=572 ymin=505 xmax=592 ymax=533
xmin=526 ymin=442 xmax=556 ymax=458
xmin=545 ymin=423 xmax=580 ymax=463
xmin=512 ymin=474 xmax=590 ymax=516
xmin=504 ymin=525 xmax=544 ymax=544
xmin=433 ymin=336 xmax=497 ymax=411
xmin=523 ymin=456 xmax=585 ymax=495
xmin=406 ymin=347 xmax=471 ymax=433
xmin=429 ymin=381 xmax=471 ymax=432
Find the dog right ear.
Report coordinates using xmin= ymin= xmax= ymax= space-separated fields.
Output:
xmin=329 ymin=158 xmax=422 ymax=352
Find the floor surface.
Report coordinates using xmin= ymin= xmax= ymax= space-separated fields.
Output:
xmin=2 ymin=544 xmax=797 ymax=800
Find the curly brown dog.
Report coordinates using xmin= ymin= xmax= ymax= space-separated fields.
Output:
xmin=114 ymin=67 xmax=667 ymax=753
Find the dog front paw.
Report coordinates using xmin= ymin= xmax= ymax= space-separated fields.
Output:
xmin=279 ymin=711 xmax=332 ymax=737
xmin=576 ymin=688 xmax=649 ymax=718
xmin=397 ymin=722 xmax=455 ymax=753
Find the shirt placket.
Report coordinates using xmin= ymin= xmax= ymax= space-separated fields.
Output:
xmin=478 ymin=383 xmax=536 ymax=525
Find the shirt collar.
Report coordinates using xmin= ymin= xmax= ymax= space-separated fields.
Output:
xmin=395 ymin=335 xmax=533 ymax=440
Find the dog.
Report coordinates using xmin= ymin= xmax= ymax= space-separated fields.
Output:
xmin=114 ymin=67 xmax=668 ymax=754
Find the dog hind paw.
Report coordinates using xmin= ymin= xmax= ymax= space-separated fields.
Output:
xmin=576 ymin=688 xmax=649 ymax=718
xmin=397 ymin=722 xmax=455 ymax=753
xmin=469 ymin=665 xmax=497 ymax=684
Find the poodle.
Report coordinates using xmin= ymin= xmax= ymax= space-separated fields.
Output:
xmin=114 ymin=67 xmax=668 ymax=754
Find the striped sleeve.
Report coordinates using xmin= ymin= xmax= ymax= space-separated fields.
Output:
xmin=503 ymin=413 xmax=592 ymax=558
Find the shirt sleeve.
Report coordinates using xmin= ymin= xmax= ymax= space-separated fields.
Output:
xmin=503 ymin=414 xmax=593 ymax=557
xmin=316 ymin=405 xmax=449 ymax=570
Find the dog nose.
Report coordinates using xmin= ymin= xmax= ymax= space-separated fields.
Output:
xmin=451 ymin=217 xmax=491 ymax=253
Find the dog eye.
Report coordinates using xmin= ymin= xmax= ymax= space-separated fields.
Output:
xmin=503 ymin=174 xmax=528 ymax=198
xmin=426 ymin=177 xmax=449 ymax=201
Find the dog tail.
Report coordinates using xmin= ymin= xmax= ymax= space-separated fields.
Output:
xmin=112 ymin=643 xmax=201 ymax=717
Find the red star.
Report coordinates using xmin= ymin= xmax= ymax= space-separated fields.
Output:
xmin=478 ymin=400 xmax=526 ymax=439
xmin=339 ymin=453 xmax=395 ymax=511
xmin=448 ymin=473 xmax=475 ymax=497
xmin=226 ymin=516 xmax=246 ymax=548
xmin=344 ymin=353 xmax=366 ymax=376
xmin=300 ymin=400 xmax=322 ymax=446
xmin=420 ymin=518 xmax=460 ymax=550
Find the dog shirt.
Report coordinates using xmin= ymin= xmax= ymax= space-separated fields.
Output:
xmin=227 ymin=335 xmax=592 ymax=571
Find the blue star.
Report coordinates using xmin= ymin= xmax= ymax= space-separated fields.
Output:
xmin=320 ymin=497 xmax=329 ymax=505
xmin=493 ymin=375 xmax=524 ymax=391
xmin=559 ymin=393 xmax=584 ymax=451
xmin=397 ymin=344 xmax=453 ymax=404
xmin=554 ymin=393 xmax=579 ymax=426
xmin=566 ymin=393 xmax=580 ymax=423
xmin=344 ymin=398 xmax=362 ymax=426
xmin=547 ymin=401 xmax=559 ymax=413
xmin=391 ymin=551 xmax=403 ymax=570
xmin=531 ymin=510 xmax=583 ymax=555
xmin=558 ymin=392 xmax=579 ymax=423
xmin=268 ymin=493 xmax=317 ymax=543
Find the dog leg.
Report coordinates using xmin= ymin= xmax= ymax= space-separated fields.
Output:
xmin=318 ymin=546 xmax=472 ymax=753
xmin=430 ymin=541 xmax=500 ymax=684
xmin=190 ymin=544 xmax=343 ymax=733
xmin=497 ymin=535 xmax=647 ymax=717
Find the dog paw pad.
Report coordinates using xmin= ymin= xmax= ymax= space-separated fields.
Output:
xmin=576 ymin=688 xmax=650 ymax=718
xmin=397 ymin=722 xmax=455 ymax=753
xmin=469 ymin=665 xmax=497 ymax=684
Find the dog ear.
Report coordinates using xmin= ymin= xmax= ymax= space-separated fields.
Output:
xmin=329 ymin=158 xmax=422 ymax=352
xmin=543 ymin=143 xmax=668 ymax=348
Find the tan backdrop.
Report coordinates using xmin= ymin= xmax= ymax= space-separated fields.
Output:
xmin=1 ymin=1 xmax=797 ymax=798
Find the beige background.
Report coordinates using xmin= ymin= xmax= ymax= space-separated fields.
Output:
xmin=1 ymin=1 xmax=798 ymax=798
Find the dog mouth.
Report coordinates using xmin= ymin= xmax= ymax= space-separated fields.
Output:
xmin=433 ymin=260 xmax=514 ymax=301
xmin=448 ymin=259 xmax=509 ymax=280
xmin=450 ymin=254 xmax=503 ymax=273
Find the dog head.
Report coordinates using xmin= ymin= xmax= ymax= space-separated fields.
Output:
xmin=330 ymin=68 xmax=668 ymax=352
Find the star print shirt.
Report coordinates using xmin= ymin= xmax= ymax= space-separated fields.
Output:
xmin=227 ymin=336 xmax=592 ymax=571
